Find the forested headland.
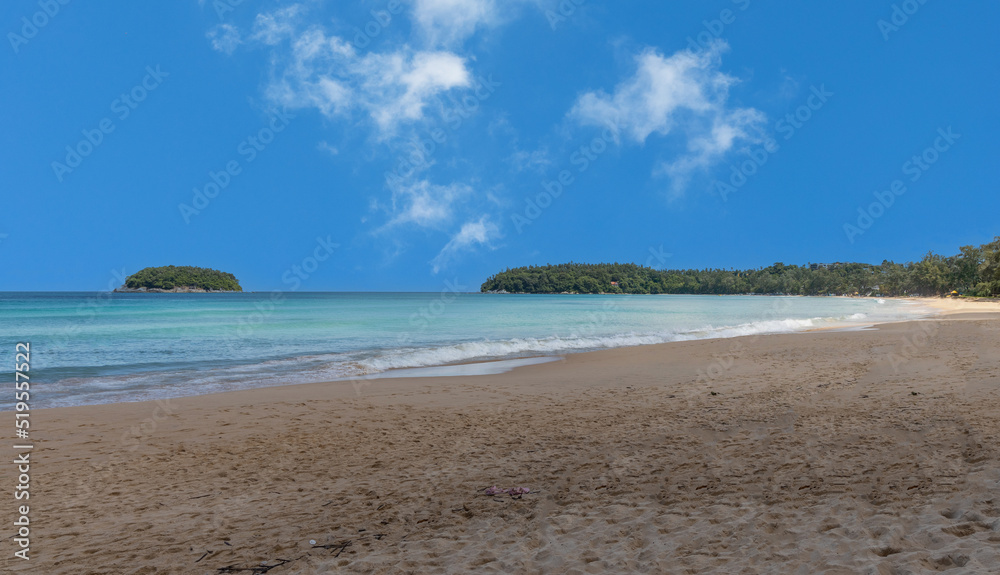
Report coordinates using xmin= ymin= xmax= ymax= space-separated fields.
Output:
xmin=481 ymin=237 xmax=1000 ymax=297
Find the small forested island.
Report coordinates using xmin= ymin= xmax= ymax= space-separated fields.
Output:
xmin=115 ymin=266 xmax=242 ymax=293
xmin=482 ymin=237 xmax=1000 ymax=297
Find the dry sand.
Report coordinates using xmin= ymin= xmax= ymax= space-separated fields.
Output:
xmin=4 ymin=300 xmax=1000 ymax=574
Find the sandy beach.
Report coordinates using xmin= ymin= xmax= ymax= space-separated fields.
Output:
xmin=5 ymin=299 xmax=1000 ymax=574
xmin=9 ymin=0 xmax=999 ymax=571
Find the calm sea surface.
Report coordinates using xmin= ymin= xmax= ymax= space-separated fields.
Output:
xmin=0 ymin=292 xmax=932 ymax=408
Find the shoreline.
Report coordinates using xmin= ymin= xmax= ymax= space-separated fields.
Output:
xmin=14 ymin=302 xmax=1000 ymax=420
xmin=26 ymin=311 xmax=1000 ymax=428
xmin=903 ymin=295 xmax=1000 ymax=315
xmin=10 ymin=296 xmax=999 ymax=413
xmin=10 ymin=312 xmax=1000 ymax=572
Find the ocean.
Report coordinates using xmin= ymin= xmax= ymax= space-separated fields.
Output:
xmin=0 ymin=292 xmax=933 ymax=408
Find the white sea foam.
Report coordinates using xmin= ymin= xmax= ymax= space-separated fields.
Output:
xmin=351 ymin=314 xmax=868 ymax=375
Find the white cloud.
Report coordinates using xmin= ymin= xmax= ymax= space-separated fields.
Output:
xmin=431 ymin=216 xmax=500 ymax=272
xmin=251 ymin=5 xmax=303 ymax=45
xmin=655 ymin=107 xmax=765 ymax=193
xmin=216 ymin=3 xmax=510 ymax=268
xmin=384 ymin=180 xmax=470 ymax=230
xmin=207 ymin=24 xmax=241 ymax=54
xmin=364 ymin=50 xmax=471 ymax=130
xmin=317 ymin=141 xmax=339 ymax=155
xmin=412 ymin=0 xmax=499 ymax=47
xmin=507 ymin=147 xmax=551 ymax=173
xmin=570 ymin=41 xmax=764 ymax=195
xmin=248 ymin=13 xmax=471 ymax=135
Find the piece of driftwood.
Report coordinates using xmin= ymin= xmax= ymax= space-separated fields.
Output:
xmin=312 ymin=540 xmax=352 ymax=558
xmin=217 ymin=555 xmax=305 ymax=574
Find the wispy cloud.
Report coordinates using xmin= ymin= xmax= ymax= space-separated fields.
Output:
xmin=431 ymin=216 xmax=500 ymax=273
xmin=317 ymin=141 xmax=339 ymax=155
xmin=207 ymin=24 xmax=241 ymax=54
xmin=383 ymin=180 xmax=470 ymax=230
xmin=412 ymin=0 xmax=500 ymax=47
xmin=507 ymin=147 xmax=551 ymax=173
xmin=570 ymin=41 xmax=764 ymax=196
xmin=206 ymin=3 xmax=529 ymax=273
xmin=252 ymin=17 xmax=471 ymax=136
xmin=250 ymin=5 xmax=303 ymax=45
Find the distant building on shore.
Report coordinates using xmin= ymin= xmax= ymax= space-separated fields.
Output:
xmin=809 ymin=262 xmax=845 ymax=271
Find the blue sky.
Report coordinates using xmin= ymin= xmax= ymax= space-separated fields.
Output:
xmin=1 ymin=0 xmax=998 ymax=291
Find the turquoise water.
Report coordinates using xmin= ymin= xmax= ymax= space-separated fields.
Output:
xmin=0 ymin=292 xmax=932 ymax=408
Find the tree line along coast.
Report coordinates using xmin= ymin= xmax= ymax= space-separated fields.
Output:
xmin=481 ymin=237 xmax=1000 ymax=297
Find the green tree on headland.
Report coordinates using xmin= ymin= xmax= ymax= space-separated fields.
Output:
xmin=975 ymin=237 xmax=1000 ymax=295
xmin=124 ymin=266 xmax=242 ymax=291
xmin=481 ymin=237 xmax=1000 ymax=297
